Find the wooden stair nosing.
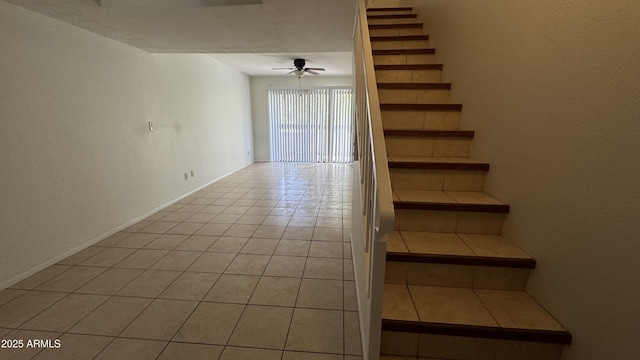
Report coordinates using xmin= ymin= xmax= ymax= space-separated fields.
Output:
xmin=388 ymin=161 xmax=489 ymax=171
xmin=376 ymin=64 xmax=443 ymax=71
xmin=370 ymin=35 xmax=429 ymax=42
xmin=384 ymin=129 xmax=474 ymax=138
xmin=373 ymin=49 xmax=435 ymax=55
xmin=378 ymin=83 xmax=451 ymax=90
xmin=369 ymin=23 xmax=423 ymax=29
xmin=367 ymin=14 xmax=417 ymax=20
xmin=394 ymin=201 xmax=510 ymax=214
xmin=381 ymin=103 xmax=462 ymax=111
xmin=367 ymin=7 xmax=413 ymax=12
xmin=386 ymin=252 xmax=536 ymax=269
xmin=382 ymin=319 xmax=572 ymax=344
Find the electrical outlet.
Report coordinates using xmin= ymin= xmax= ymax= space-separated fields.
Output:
xmin=190 ymin=170 xmax=195 ymax=177
xmin=184 ymin=173 xmax=188 ymax=180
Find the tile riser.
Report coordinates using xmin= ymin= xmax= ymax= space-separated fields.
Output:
xmin=395 ymin=209 xmax=505 ymax=234
xmin=371 ymin=40 xmax=430 ymax=50
xmin=382 ymin=110 xmax=459 ymax=130
xmin=376 ymin=70 xmax=442 ymax=83
xmin=381 ymin=332 xmax=563 ymax=359
xmin=386 ymin=137 xmax=472 ymax=158
xmin=385 ymin=261 xmax=530 ymax=290
xmin=390 ymin=168 xmax=487 ymax=192
xmin=379 ymin=89 xmax=451 ymax=104
xmin=370 ymin=28 xmax=425 ymax=36
xmin=374 ymin=54 xmax=437 ymax=65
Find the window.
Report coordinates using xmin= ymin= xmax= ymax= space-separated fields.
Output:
xmin=268 ymin=88 xmax=353 ymax=163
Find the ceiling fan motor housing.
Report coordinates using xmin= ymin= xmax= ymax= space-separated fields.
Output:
xmin=293 ymin=58 xmax=306 ymax=70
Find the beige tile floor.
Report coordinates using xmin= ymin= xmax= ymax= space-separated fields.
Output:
xmin=0 ymin=162 xmax=362 ymax=360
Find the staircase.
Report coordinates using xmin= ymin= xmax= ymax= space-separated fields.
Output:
xmin=366 ymin=6 xmax=572 ymax=360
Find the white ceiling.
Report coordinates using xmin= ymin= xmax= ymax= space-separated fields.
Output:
xmin=4 ymin=0 xmax=356 ymax=76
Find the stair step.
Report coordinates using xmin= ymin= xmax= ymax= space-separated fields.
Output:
xmin=370 ymin=35 xmax=430 ymax=50
xmin=373 ymin=48 xmax=435 ymax=55
xmin=387 ymin=251 xmax=535 ymax=268
xmin=369 ymin=23 xmax=423 ymax=29
xmin=382 ymin=109 xmax=460 ymax=132
xmin=393 ymin=190 xmax=510 ymax=213
xmin=376 ymin=64 xmax=442 ymax=70
xmin=385 ymin=129 xmax=472 ymax=158
xmin=395 ymin=202 xmax=509 ymax=213
xmin=376 ymin=65 xmax=444 ymax=84
xmin=371 ymin=35 xmax=430 ymax=42
xmin=368 ymin=19 xmax=420 ymax=26
xmin=384 ymin=129 xmax=473 ymax=138
xmin=385 ymin=232 xmax=532 ymax=289
xmin=383 ymin=319 xmax=571 ymax=343
xmin=370 ymin=27 xmax=425 ymax=37
xmin=381 ymin=285 xmax=571 ymax=354
xmin=379 ymin=84 xmax=451 ymax=104
xmin=378 ymin=83 xmax=451 ymax=90
xmin=381 ymin=103 xmax=462 ymax=111
xmin=383 ymin=285 xmax=569 ymax=333
xmin=374 ymin=64 xmax=444 ymax=71
xmin=367 ymin=7 xmax=413 ymax=12
xmin=368 ymin=14 xmax=418 ymax=20
xmin=387 ymin=231 xmax=534 ymax=268
xmin=388 ymin=158 xmax=489 ymax=171
xmin=388 ymin=157 xmax=488 ymax=192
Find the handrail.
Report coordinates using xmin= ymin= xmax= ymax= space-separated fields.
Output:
xmin=355 ymin=1 xmax=395 ymax=240
xmin=352 ymin=0 xmax=396 ymax=359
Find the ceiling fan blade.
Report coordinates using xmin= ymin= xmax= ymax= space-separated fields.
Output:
xmin=305 ymin=67 xmax=325 ymax=71
xmin=305 ymin=69 xmax=320 ymax=76
xmin=272 ymin=67 xmax=296 ymax=70
xmin=287 ymin=70 xmax=296 ymax=75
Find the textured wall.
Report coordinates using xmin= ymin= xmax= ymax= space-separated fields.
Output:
xmin=412 ymin=0 xmax=640 ymax=359
xmin=0 ymin=2 xmax=254 ymax=287
xmin=249 ymin=76 xmax=353 ymax=161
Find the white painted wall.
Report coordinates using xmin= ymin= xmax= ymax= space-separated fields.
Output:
xmin=0 ymin=2 xmax=254 ymax=288
xmin=250 ymin=76 xmax=353 ymax=161
xmin=412 ymin=0 xmax=640 ymax=359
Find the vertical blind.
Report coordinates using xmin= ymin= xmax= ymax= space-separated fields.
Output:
xmin=269 ymin=88 xmax=353 ymax=163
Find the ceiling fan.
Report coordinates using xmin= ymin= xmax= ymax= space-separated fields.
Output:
xmin=272 ymin=58 xmax=325 ymax=78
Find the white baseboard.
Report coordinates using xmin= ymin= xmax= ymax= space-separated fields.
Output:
xmin=0 ymin=161 xmax=255 ymax=290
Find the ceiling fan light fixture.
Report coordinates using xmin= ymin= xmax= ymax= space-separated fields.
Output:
xmin=292 ymin=70 xmax=305 ymax=78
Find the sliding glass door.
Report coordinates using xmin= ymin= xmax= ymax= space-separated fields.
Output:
xmin=268 ymin=88 xmax=353 ymax=163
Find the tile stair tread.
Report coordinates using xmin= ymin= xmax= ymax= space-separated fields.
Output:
xmin=388 ymin=231 xmax=533 ymax=261
xmin=382 ymin=284 xmax=571 ymax=343
xmin=393 ymin=190 xmax=510 ymax=213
